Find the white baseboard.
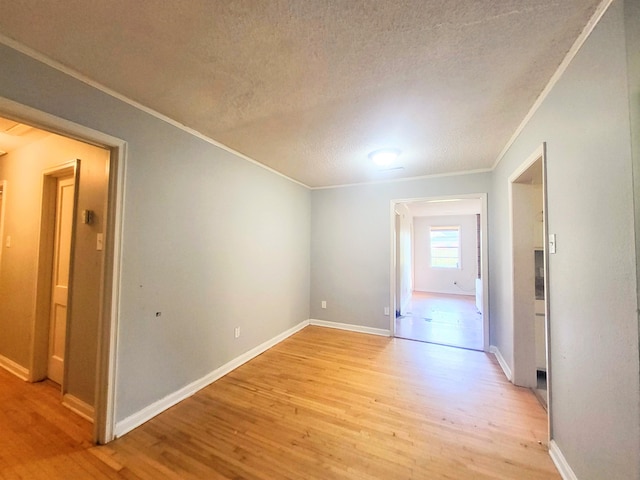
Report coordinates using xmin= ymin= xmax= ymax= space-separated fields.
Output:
xmin=549 ymin=440 xmax=578 ymax=480
xmin=63 ymin=393 xmax=95 ymax=423
xmin=309 ymin=319 xmax=390 ymax=337
xmin=489 ymin=345 xmax=512 ymax=381
xmin=114 ymin=319 xmax=309 ymax=438
xmin=0 ymin=354 xmax=29 ymax=381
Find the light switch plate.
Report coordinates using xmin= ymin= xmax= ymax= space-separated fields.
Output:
xmin=549 ymin=234 xmax=556 ymax=254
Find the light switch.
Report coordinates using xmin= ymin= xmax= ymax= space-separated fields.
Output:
xmin=5 ymin=236 xmax=10 ymax=248
xmin=549 ymin=234 xmax=556 ymax=254
xmin=96 ymin=233 xmax=104 ymax=251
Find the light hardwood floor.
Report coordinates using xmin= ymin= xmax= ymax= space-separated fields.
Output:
xmin=395 ymin=292 xmax=483 ymax=350
xmin=0 ymin=326 xmax=558 ymax=479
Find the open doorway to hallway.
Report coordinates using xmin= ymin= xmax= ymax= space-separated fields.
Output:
xmin=0 ymin=115 xmax=109 ymax=417
xmin=391 ymin=195 xmax=488 ymax=351
xmin=0 ymin=104 xmax=124 ymax=443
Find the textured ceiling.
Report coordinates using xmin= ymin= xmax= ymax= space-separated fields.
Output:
xmin=0 ymin=1 xmax=601 ymax=187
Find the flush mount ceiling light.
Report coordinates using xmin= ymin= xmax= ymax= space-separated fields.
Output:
xmin=368 ymin=148 xmax=401 ymax=167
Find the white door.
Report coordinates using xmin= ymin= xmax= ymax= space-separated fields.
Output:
xmin=47 ymin=175 xmax=75 ymax=384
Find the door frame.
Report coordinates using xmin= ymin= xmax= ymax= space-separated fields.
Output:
xmin=0 ymin=96 xmax=126 ymax=444
xmin=508 ymin=143 xmax=552 ymax=436
xmin=32 ymin=161 xmax=80 ymax=387
xmin=389 ymin=193 xmax=489 ymax=351
xmin=394 ymin=212 xmax=402 ymax=317
xmin=0 ymin=180 xmax=7 ymax=271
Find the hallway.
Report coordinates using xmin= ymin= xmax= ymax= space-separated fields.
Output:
xmin=395 ymin=292 xmax=483 ymax=350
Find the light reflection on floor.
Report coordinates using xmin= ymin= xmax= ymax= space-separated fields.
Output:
xmin=395 ymin=292 xmax=483 ymax=350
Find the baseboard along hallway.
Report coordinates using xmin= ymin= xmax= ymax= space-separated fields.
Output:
xmin=0 ymin=326 xmax=557 ymax=479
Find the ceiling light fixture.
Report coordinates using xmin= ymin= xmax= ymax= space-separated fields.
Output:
xmin=369 ymin=148 xmax=401 ymax=167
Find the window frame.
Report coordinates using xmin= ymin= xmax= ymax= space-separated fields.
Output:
xmin=429 ymin=225 xmax=462 ymax=269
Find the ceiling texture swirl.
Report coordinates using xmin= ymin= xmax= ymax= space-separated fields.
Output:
xmin=0 ymin=1 xmax=601 ymax=187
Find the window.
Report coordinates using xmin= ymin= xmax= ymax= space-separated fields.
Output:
xmin=430 ymin=226 xmax=460 ymax=268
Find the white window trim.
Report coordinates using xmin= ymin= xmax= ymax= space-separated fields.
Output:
xmin=429 ymin=225 xmax=462 ymax=269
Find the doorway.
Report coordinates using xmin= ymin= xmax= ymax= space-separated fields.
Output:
xmin=391 ymin=194 xmax=489 ymax=351
xmin=510 ymin=144 xmax=550 ymax=411
xmin=0 ymin=100 xmax=125 ymax=444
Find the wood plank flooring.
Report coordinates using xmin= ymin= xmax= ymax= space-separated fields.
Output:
xmin=395 ymin=292 xmax=483 ymax=350
xmin=0 ymin=326 xmax=559 ymax=479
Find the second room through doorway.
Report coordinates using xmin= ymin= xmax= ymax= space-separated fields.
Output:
xmin=393 ymin=196 xmax=485 ymax=351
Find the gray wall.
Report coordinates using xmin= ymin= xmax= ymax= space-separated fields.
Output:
xmin=0 ymin=44 xmax=311 ymax=421
xmin=490 ymin=1 xmax=640 ymax=478
xmin=627 ymin=0 xmax=640 ymax=396
xmin=626 ymin=0 xmax=640 ymax=474
xmin=310 ymin=173 xmax=491 ymax=330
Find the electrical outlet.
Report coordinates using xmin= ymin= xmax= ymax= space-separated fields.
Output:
xmin=384 ymin=307 xmax=390 ymax=316
xmin=321 ymin=300 xmax=327 ymax=309
xmin=234 ymin=327 xmax=240 ymax=339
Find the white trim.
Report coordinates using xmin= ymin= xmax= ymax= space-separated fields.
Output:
xmin=32 ymin=160 xmax=80 ymax=385
xmin=0 ymin=34 xmax=308 ymax=190
xmin=311 ymin=168 xmax=492 ymax=191
xmin=62 ymin=394 xmax=95 ymax=423
xmin=492 ymin=0 xmax=614 ymax=170
xmin=114 ymin=320 xmax=309 ymax=438
xmin=0 ymin=354 xmax=29 ymax=380
xmin=479 ymin=195 xmax=489 ymax=351
xmin=549 ymin=440 xmax=578 ymax=480
xmin=96 ymin=141 xmax=127 ymax=444
xmin=508 ymin=145 xmax=545 ymax=184
xmin=309 ymin=319 xmax=390 ymax=337
xmin=489 ymin=346 xmax=512 ymax=381
xmin=0 ymin=97 xmax=125 ymax=151
xmin=508 ymin=143 xmax=547 ymax=391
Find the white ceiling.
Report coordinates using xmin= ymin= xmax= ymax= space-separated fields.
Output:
xmin=407 ymin=198 xmax=482 ymax=217
xmin=0 ymin=1 xmax=601 ymax=187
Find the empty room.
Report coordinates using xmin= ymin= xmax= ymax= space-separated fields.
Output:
xmin=0 ymin=1 xmax=638 ymax=479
